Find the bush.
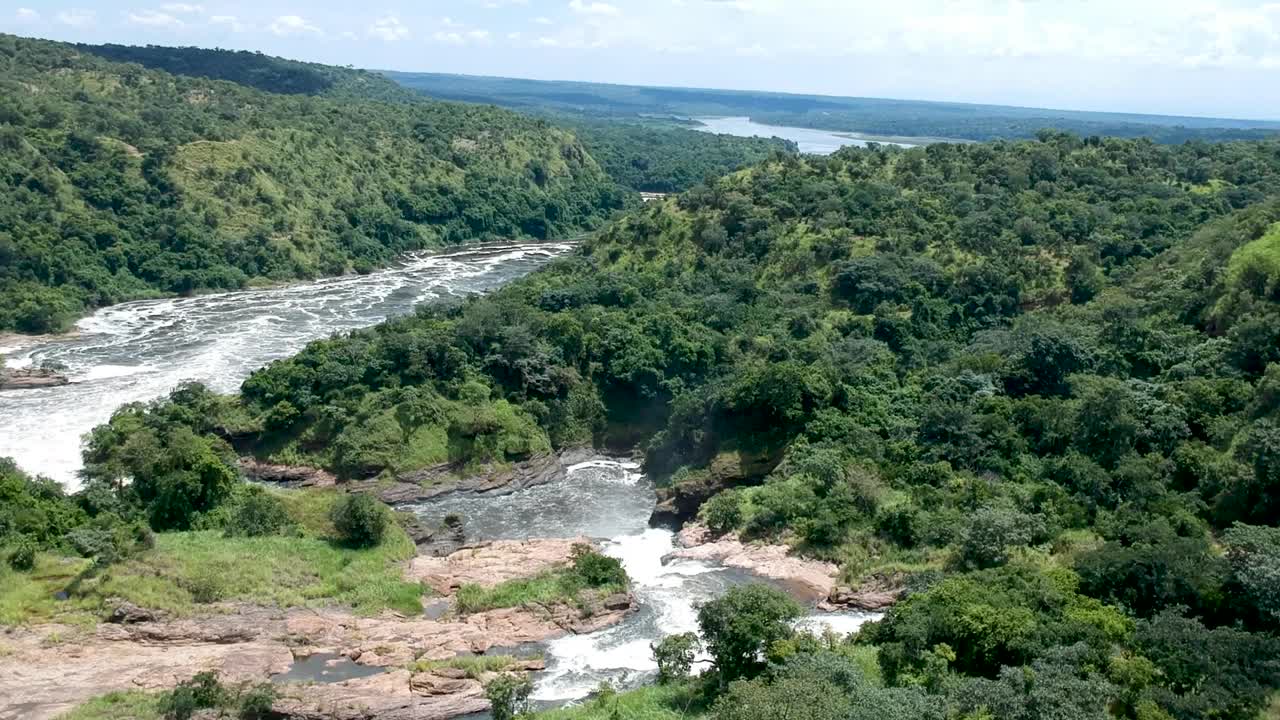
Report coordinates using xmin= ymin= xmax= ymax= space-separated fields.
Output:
xmin=331 ymin=493 xmax=388 ymax=548
xmin=236 ymin=682 xmax=277 ymax=720
xmin=224 ymin=487 xmax=297 ymax=538
xmin=701 ymin=490 xmax=744 ymax=534
xmin=485 ymin=673 xmax=533 ymax=720
xmin=571 ymin=543 xmax=628 ymax=587
xmin=160 ymin=671 xmax=227 ymax=720
xmin=651 ymin=632 xmax=700 ymax=684
xmin=6 ymin=536 xmax=36 ymax=571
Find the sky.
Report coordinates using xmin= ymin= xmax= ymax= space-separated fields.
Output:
xmin=3 ymin=0 xmax=1280 ymax=120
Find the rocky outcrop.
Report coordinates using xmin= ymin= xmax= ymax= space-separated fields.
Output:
xmin=0 ymin=598 xmax=633 ymax=720
xmin=0 ymin=366 xmax=69 ymax=391
xmin=649 ymin=451 xmax=776 ymax=527
xmin=668 ymin=523 xmax=838 ymax=601
xmin=405 ymin=537 xmax=588 ymax=594
xmin=238 ymin=458 xmax=337 ymax=488
xmin=819 ymin=575 xmax=907 ymax=612
xmin=351 ymin=452 xmax=566 ymax=505
xmin=402 ymin=514 xmax=469 ymax=556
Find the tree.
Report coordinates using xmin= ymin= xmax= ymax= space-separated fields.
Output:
xmin=651 ymin=632 xmax=700 ymax=684
xmin=697 ymin=584 xmax=802 ymax=682
xmin=484 ymin=673 xmax=532 ymax=720
xmin=330 ymin=494 xmax=388 ymax=548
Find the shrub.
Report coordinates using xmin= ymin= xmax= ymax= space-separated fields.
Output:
xmin=160 ymin=671 xmax=228 ymax=720
xmin=571 ymin=543 xmax=627 ymax=587
xmin=224 ymin=487 xmax=297 ymax=538
xmin=236 ymin=682 xmax=277 ymax=720
xmin=484 ymin=673 xmax=532 ymax=720
xmin=701 ymin=490 xmax=744 ymax=534
xmin=6 ymin=536 xmax=36 ymax=571
xmin=651 ymin=632 xmax=700 ymax=684
xmin=331 ymin=493 xmax=388 ymax=548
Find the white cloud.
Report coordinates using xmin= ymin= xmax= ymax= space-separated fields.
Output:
xmin=433 ymin=28 xmax=493 ymax=46
xmin=128 ymin=10 xmax=184 ymax=29
xmin=269 ymin=15 xmax=322 ymax=37
xmin=56 ymin=9 xmax=94 ymax=27
xmin=569 ymin=0 xmax=621 ymax=16
xmin=210 ymin=15 xmax=247 ymax=32
xmin=434 ymin=31 xmax=465 ymax=45
xmin=161 ymin=3 xmax=204 ymax=13
xmin=534 ymin=16 xmax=553 ymax=25
xmin=15 ymin=8 xmax=39 ymax=21
xmin=368 ymin=16 xmax=410 ymax=42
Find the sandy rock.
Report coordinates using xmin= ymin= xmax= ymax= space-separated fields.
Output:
xmin=667 ymin=523 xmax=838 ymax=601
xmin=820 ymin=576 xmax=906 ymax=612
xmin=238 ymin=458 xmax=337 ymax=488
xmin=0 ymin=366 xmax=69 ymax=391
xmin=405 ymin=537 xmax=589 ymax=594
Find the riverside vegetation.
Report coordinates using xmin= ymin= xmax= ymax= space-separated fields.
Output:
xmin=4 ymin=38 xmax=1280 ymax=720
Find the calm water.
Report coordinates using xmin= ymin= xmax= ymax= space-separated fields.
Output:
xmin=694 ymin=116 xmax=915 ymax=155
xmin=0 ymin=241 xmax=575 ymax=488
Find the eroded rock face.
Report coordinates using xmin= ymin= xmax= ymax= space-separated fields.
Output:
xmin=238 ymin=459 xmax=337 ymax=488
xmin=668 ymin=523 xmax=838 ymax=601
xmin=405 ymin=537 xmax=589 ymax=594
xmin=819 ymin=575 xmax=907 ymax=612
xmin=353 ymin=453 xmax=566 ymax=506
xmin=649 ymin=452 xmax=776 ymax=527
xmin=0 ymin=366 xmax=69 ymax=391
xmin=0 ymin=563 xmax=635 ymax=720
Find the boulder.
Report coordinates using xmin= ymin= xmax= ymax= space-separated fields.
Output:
xmin=238 ymin=458 xmax=337 ymax=488
xmin=649 ymin=451 xmax=776 ymax=527
xmin=0 ymin=366 xmax=69 ymax=391
xmin=105 ymin=600 xmax=164 ymax=625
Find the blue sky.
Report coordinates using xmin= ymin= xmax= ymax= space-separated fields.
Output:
xmin=4 ymin=0 xmax=1279 ymax=120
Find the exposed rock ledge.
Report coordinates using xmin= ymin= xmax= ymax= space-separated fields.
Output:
xmin=669 ymin=523 xmax=904 ymax=610
xmin=350 ymin=452 xmax=566 ymax=505
xmin=407 ymin=537 xmax=590 ymax=595
xmin=0 ymin=538 xmax=635 ymax=720
xmin=238 ymin=458 xmax=337 ymax=488
xmin=0 ymin=366 xmax=69 ymax=391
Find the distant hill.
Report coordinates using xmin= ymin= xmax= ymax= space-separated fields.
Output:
xmin=0 ymin=36 xmax=624 ymax=333
xmin=385 ymin=70 xmax=1280 ymax=144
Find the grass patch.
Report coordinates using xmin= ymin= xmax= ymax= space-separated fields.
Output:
xmin=1 ymin=488 xmax=424 ymax=624
xmin=455 ymin=569 xmax=605 ymax=614
xmin=534 ymin=683 xmax=708 ymax=720
xmin=410 ymin=654 xmax=540 ymax=679
xmin=55 ymin=690 xmax=162 ymax=720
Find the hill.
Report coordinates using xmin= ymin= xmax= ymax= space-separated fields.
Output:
xmin=0 ymin=35 xmax=624 ymax=333
xmin=386 ymin=70 xmax=1280 ymax=144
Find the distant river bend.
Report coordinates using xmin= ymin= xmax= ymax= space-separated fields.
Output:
xmin=0 ymin=240 xmax=576 ymax=488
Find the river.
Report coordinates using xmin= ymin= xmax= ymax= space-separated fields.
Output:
xmin=694 ymin=116 xmax=916 ymax=155
xmin=0 ymin=240 xmax=575 ymax=488
xmin=410 ymin=459 xmax=878 ymax=705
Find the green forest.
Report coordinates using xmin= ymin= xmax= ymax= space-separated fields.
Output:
xmin=10 ymin=132 xmax=1275 ymax=719
xmin=0 ymin=35 xmax=625 ymax=333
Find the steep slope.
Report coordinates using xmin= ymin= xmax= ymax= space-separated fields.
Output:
xmin=0 ymin=35 xmax=623 ymax=333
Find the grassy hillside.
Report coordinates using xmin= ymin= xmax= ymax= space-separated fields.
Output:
xmin=387 ymin=70 xmax=1280 ymax=143
xmin=54 ymin=132 xmax=1280 ymax=719
xmin=0 ymin=35 xmax=624 ymax=333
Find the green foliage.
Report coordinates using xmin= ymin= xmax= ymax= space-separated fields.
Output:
xmin=1222 ymin=523 xmax=1280 ymax=626
xmin=700 ymin=490 xmax=744 ymax=535
xmin=651 ymin=632 xmax=701 ymax=684
xmin=6 ymin=536 xmax=35 ymax=571
xmin=485 ymin=673 xmax=533 ymax=720
xmin=697 ymin=584 xmax=802 ymax=682
xmin=159 ymin=671 xmax=227 ymax=720
xmin=221 ymin=486 xmax=298 ymax=538
xmin=571 ymin=543 xmax=628 ymax=587
xmin=330 ymin=493 xmax=389 ymax=548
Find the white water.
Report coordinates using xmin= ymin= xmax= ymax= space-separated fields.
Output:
xmin=694 ymin=116 xmax=916 ymax=155
xmin=0 ymin=241 xmax=575 ymax=488
xmin=409 ymin=460 xmax=880 ymax=705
